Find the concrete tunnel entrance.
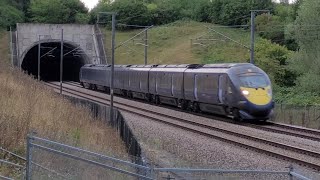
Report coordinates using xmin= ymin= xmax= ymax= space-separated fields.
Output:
xmin=21 ymin=42 xmax=87 ymax=82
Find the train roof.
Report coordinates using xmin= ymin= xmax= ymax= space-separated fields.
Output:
xmin=82 ymin=63 xmax=253 ymax=69
xmin=202 ymin=63 xmax=252 ymax=68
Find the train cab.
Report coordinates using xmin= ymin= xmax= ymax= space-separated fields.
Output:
xmin=231 ymin=65 xmax=274 ymax=121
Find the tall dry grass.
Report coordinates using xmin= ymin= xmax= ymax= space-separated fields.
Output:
xmin=0 ymin=70 xmax=128 ymax=153
xmin=0 ymin=31 xmax=129 ymax=177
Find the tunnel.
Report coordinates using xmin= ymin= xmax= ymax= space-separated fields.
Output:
xmin=21 ymin=41 xmax=88 ymax=82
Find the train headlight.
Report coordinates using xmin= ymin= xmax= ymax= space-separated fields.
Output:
xmin=242 ymin=90 xmax=249 ymax=96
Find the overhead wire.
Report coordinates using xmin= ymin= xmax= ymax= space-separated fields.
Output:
xmin=100 ymin=11 xmax=320 ymax=62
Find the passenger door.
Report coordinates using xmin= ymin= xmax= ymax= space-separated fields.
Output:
xmin=218 ymin=74 xmax=227 ymax=104
xmin=194 ymin=74 xmax=199 ymax=101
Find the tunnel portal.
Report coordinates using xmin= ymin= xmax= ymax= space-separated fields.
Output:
xmin=21 ymin=42 xmax=87 ymax=82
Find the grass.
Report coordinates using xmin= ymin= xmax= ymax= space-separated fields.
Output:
xmin=0 ymin=30 xmax=129 ymax=179
xmin=104 ymin=20 xmax=255 ymax=65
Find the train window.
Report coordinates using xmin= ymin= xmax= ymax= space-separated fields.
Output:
xmin=197 ymin=74 xmax=218 ymax=92
xmin=228 ymin=86 xmax=232 ymax=94
xmin=239 ymin=75 xmax=268 ymax=88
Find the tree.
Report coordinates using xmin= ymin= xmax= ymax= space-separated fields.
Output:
xmin=0 ymin=0 xmax=24 ymax=28
xmin=207 ymin=0 xmax=274 ymax=25
xmin=254 ymin=38 xmax=295 ymax=87
xmin=29 ymin=0 xmax=89 ymax=24
xmin=290 ymin=0 xmax=320 ymax=92
xmin=111 ymin=0 xmax=151 ymax=27
xmin=89 ymin=0 xmax=112 ymax=24
xmin=255 ymin=14 xmax=285 ymax=44
xmin=292 ymin=0 xmax=302 ymax=20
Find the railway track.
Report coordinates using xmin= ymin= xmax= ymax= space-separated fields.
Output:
xmin=46 ymin=81 xmax=320 ymax=171
xmin=246 ymin=122 xmax=320 ymax=142
xmin=64 ymin=81 xmax=320 ymax=143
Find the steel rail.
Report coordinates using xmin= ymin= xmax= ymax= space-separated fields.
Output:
xmin=45 ymin=82 xmax=320 ymax=171
xmin=57 ymin=82 xmax=320 ymax=143
xmin=62 ymin=82 xmax=320 ymax=143
xmin=271 ymin=122 xmax=320 ymax=136
xmin=246 ymin=123 xmax=320 ymax=142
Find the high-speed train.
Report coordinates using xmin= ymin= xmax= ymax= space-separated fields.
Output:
xmin=80 ymin=63 xmax=274 ymax=121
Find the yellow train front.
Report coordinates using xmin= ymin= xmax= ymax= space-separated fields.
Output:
xmin=229 ymin=65 xmax=274 ymax=121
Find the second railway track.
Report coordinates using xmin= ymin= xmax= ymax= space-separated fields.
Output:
xmin=46 ymin=81 xmax=320 ymax=171
xmin=64 ymin=81 xmax=320 ymax=143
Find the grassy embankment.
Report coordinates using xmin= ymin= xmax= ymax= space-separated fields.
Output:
xmin=106 ymin=21 xmax=252 ymax=65
xmin=0 ymin=31 xmax=129 ymax=178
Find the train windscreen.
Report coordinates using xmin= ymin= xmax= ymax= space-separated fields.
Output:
xmin=239 ymin=74 xmax=268 ymax=88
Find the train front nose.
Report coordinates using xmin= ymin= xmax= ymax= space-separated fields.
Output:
xmin=239 ymin=86 xmax=273 ymax=120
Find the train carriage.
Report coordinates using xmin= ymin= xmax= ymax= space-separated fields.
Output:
xmin=149 ymin=65 xmax=188 ymax=106
xmin=114 ymin=65 xmax=129 ymax=95
xmin=127 ymin=65 xmax=152 ymax=99
xmin=80 ymin=63 xmax=274 ymax=121
xmin=80 ymin=64 xmax=109 ymax=90
xmin=184 ymin=65 xmax=230 ymax=115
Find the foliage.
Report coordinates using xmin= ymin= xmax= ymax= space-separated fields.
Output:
xmin=255 ymin=3 xmax=298 ymax=50
xmin=92 ymin=0 xmax=274 ymax=27
xmin=111 ymin=0 xmax=151 ymax=27
xmin=89 ymin=1 xmax=112 ymax=24
xmin=75 ymin=13 xmax=90 ymax=24
xmin=197 ymin=0 xmax=274 ymax=25
xmin=1 ymin=0 xmax=30 ymax=13
xmin=255 ymin=14 xmax=284 ymax=44
xmin=0 ymin=0 xmax=24 ymax=28
xmin=291 ymin=0 xmax=320 ymax=94
xmin=274 ymin=3 xmax=295 ymax=22
xmin=273 ymin=86 xmax=320 ymax=105
xmin=91 ymin=0 xmax=209 ymax=27
xmin=292 ymin=0 xmax=303 ymax=20
xmin=201 ymin=35 xmax=296 ymax=88
xmin=254 ymin=38 xmax=296 ymax=87
xmin=29 ymin=0 xmax=89 ymax=24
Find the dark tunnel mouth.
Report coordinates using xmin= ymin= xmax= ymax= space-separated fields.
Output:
xmin=21 ymin=42 xmax=87 ymax=82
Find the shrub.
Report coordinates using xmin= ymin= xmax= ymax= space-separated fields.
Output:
xmin=0 ymin=3 xmax=24 ymax=28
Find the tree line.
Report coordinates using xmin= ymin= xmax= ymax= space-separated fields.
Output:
xmin=0 ymin=0 xmax=89 ymax=29
xmin=90 ymin=0 xmax=274 ymax=26
xmin=0 ymin=0 xmax=288 ymax=27
xmin=0 ymin=0 xmax=299 ymax=50
xmin=8 ymin=0 xmax=294 ymax=49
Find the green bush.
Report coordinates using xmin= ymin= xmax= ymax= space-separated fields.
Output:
xmin=111 ymin=0 xmax=151 ymax=27
xmin=204 ymin=0 xmax=274 ymax=25
xmin=255 ymin=7 xmax=298 ymax=50
xmin=29 ymin=0 xmax=88 ymax=24
xmin=289 ymin=0 xmax=320 ymax=96
xmin=0 ymin=3 xmax=24 ymax=28
xmin=255 ymin=14 xmax=284 ymax=43
xmin=254 ymin=39 xmax=296 ymax=87
xmin=273 ymin=86 xmax=320 ymax=105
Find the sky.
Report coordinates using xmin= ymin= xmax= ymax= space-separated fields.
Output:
xmin=80 ymin=0 xmax=99 ymax=10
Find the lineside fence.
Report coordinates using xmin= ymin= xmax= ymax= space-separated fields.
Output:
xmin=21 ymin=135 xmax=312 ymax=180
xmin=0 ymin=147 xmax=25 ymax=180
xmin=25 ymin=135 xmax=152 ymax=180
xmin=64 ymin=95 xmax=142 ymax=159
xmin=272 ymin=104 xmax=320 ymax=129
